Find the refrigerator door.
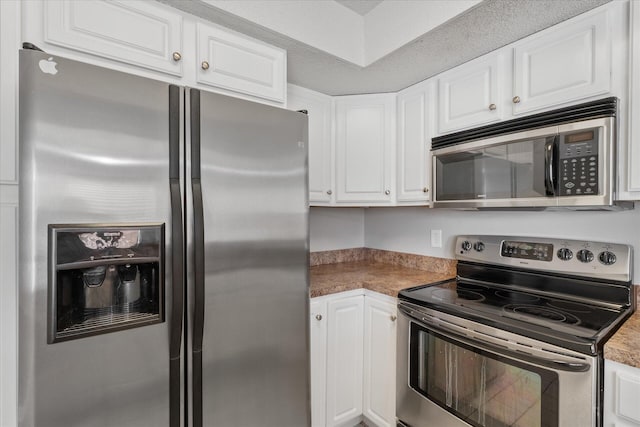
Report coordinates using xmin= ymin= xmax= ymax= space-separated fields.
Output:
xmin=188 ymin=89 xmax=310 ymax=427
xmin=19 ymin=50 xmax=183 ymax=427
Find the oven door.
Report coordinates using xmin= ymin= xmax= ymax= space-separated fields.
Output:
xmin=396 ymin=304 xmax=598 ymax=427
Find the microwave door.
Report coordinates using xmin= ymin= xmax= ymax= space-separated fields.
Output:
xmin=436 ymin=138 xmax=550 ymax=202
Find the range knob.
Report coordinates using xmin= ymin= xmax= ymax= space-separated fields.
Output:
xmin=461 ymin=240 xmax=472 ymax=251
xmin=576 ymin=249 xmax=594 ymax=263
xmin=473 ymin=242 xmax=485 ymax=252
xmin=598 ymin=251 xmax=617 ymax=265
xmin=556 ymin=248 xmax=573 ymax=261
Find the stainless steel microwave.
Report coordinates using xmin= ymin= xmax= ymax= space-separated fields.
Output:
xmin=431 ymin=97 xmax=631 ymax=210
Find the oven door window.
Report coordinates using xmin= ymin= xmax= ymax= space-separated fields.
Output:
xmin=410 ymin=323 xmax=559 ymax=427
xmin=435 ymin=138 xmax=548 ymax=201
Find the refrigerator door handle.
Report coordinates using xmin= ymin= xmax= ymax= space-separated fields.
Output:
xmin=190 ymin=88 xmax=205 ymax=427
xmin=168 ymin=85 xmax=184 ymax=427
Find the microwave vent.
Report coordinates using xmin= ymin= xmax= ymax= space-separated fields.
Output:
xmin=432 ymin=97 xmax=617 ymax=150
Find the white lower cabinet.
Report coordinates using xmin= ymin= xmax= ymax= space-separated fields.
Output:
xmin=326 ymin=294 xmax=365 ymax=427
xmin=363 ymin=295 xmax=397 ymax=427
xmin=604 ymin=360 xmax=640 ymax=427
xmin=310 ymin=290 xmax=397 ymax=427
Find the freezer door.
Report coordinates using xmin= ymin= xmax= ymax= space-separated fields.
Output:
xmin=18 ymin=50 xmax=183 ymax=427
xmin=189 ymin=89 xmax=310 ymax=427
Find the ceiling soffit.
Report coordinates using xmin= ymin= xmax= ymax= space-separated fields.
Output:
xmin=159 ymin=0 xmax=611 ymax=96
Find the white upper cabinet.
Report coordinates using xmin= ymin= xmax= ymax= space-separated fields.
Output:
xmin=437 ymin=53 xmax=504 ymax=134
xmin=512 ymin=7 xmax=611 ymax=116
xmin=622 ymin=0 xmax=640 ymax=199
xmin=335 ymin=94 xmax=396 ymax=205
xmin=435 ymin=4 xmax=615 ymax=136
xmin=396 ymin=80 xmax=433 ymax=204
xmin=28 ymin=0 xmax=287 ymax=104
xmin=197 ymin=23 xmax=286 ymax=103
xmin=287 ymin=85 xmax=333 ymax=204
xmin=44 ymin=0 xmax=184 ymax=77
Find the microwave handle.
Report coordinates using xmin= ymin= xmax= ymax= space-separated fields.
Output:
xmin=544 ymin=135 xmax=559 ymax=196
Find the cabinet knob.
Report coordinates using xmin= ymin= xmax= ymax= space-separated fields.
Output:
xmin=489 ymin=103 xmax=497 ymax=111
xmin=201 ymin=61 xmax=210 ymax=70
xmin=326 ymin=190 xmax=332 ymax=195
xmin=315 ymin=314 xmax=322 ymax=321
xmin=172 ymin=52 xmax=182 ymax=62
xmin=423 ymin=187 xmax=429 ymax=193
xmin=512 ymin=96 xmax=521 ymax=104
xmin=390 ymin=315 xmax=397 ymax=322
xmin=385 ymin=190 xmax=391 ymax=195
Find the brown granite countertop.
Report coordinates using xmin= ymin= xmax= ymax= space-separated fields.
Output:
xmin=309 ymin=248 xmax=456 ymax=298
xmin=605 ymin=307 xmax=640 ymax=368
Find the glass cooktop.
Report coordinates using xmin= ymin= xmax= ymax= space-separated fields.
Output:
xmin=400 ymin=280 xmax=626 ymax=340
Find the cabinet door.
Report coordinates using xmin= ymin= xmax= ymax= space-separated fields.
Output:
xmin=363 ymin=295 xmax=397 ymax=427
xmin=397 ymin=82 xmax=432 ymax=204
xmin=310 ymin=299 xmax=328 ymax=427
xmin=512 ymin=8 xmax=611 ymax=116
xmin=0 ymin=0 xmax=18 ymax=185
xmin=438 ymin=53 xmax=503 ymax=134
xmin=604 ymin=360 xmax=640 ymax=427
xmin=197 ymin=23 xmax=286 ymax=103
xmin=288 ymin=85 xmax=333 ymax=204
xmin=625 ymin=1 xmax=640 ymax=196
xmin=44 ymin=0 xmax=183 ymax=77
xmin=326 ymin=295 xmax=364 ymax=427
xmin=335 ymin=94 xmax=395 ymax=204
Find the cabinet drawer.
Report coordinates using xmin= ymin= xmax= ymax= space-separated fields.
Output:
xmin=197 ymin=23 xmax=286 ymax=103
xmin=45 ymin=0 xmax=183 ymax=77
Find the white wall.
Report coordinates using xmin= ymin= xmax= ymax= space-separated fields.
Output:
xmin=310 ymin=207 xmax=365 ymax=251
xmin=364 ymin=206 xmax=640 ymax=276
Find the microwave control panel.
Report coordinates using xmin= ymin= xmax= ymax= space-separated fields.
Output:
xmin=558 ymin=129 xmax=599 ymax=196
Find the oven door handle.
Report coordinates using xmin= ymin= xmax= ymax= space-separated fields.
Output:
xmin=399 ymin=305 xmax=591 ymax=373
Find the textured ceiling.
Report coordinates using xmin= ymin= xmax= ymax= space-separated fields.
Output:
xmin=160 ymin=0 xmax=611 ymax=96
xmin=334 ymin=0 xmax=384 ymax=16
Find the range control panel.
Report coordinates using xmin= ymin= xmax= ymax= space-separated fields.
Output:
xmin=558 ymin=129 xmax=599 ymax=197
xmin=456 ymin=235 xmax=632 ymax=282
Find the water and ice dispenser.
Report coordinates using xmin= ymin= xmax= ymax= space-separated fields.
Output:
xmin=49 ymin=224 xmax=164 ymax=343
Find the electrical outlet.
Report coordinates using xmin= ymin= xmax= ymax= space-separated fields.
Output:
xmin=431 ymin=229 xmax=442 ymax=248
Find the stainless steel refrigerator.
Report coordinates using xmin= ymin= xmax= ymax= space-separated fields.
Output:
xmin=18 ymin=48 xmax=310 ymax=427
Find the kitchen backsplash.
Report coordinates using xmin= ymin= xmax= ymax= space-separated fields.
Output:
xmin=310 ymin=247 xmax=457 ymax=276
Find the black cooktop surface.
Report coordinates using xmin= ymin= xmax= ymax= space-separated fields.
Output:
xmin=400 ymin=279 xmax=627 ymax=340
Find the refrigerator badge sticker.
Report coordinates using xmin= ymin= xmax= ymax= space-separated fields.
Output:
xmin=38 ymin=57 xmax=58 ymax=75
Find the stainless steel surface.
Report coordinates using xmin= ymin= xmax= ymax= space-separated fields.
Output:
xmin=513 ymin=95 xmax=521 ymax=103
xmin=19 ymin=50 xmax=173 ymax=426
xmin=20 ymin=49 xmax=310 ymax=427
xmin=201 ymin=61 xmax=209 ymax=70
xmin=194 ymin=90 xmax=310 ymax=427
xmin=396 ymin=306 xmax=597 ymax=427
xmin=489 ymin=103 xmax=497 ymax=110
xmin=431 ymin=117 xmax=630 ymax=209
xmin=172 ymin=52 xmax=182 ymax=61
xmin=454 ymin=235 xmax=632 ymax=282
